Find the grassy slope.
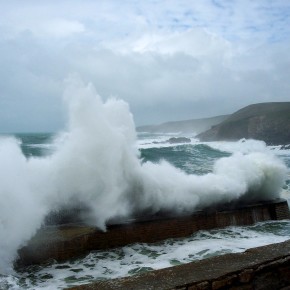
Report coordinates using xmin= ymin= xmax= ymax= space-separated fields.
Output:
xmin=197 ymin=102 xmax=290 ymax=145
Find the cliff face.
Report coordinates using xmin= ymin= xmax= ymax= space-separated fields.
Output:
xmin=197 ymin=102 xmax=290 ymax=145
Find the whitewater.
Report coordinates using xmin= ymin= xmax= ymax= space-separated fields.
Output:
xmin=0 ymin=76 xmax=290 ymax=289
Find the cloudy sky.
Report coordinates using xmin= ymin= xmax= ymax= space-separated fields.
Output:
xmin=0 ymin=0 xmax=290 ymax=132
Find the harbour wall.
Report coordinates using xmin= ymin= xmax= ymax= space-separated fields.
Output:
xmin=16 ymin=199 xmax=290 ymax=267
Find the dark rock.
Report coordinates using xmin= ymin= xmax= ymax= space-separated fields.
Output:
xmin=281 ymin=144 xmax=290 ymax=150
xmin=167 ymin=137 xmax=191 ymax=144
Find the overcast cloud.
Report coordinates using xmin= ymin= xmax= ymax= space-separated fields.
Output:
xmin=0 ymin=0 xmax=290 ymax=132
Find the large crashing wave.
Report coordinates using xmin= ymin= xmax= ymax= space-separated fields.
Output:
xmin=0 ymin=76 xmax=287 ymax=273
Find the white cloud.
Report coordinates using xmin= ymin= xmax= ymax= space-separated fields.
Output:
xmin=38 ymin=19 xmax=85 ymax=38
xmin=0 ymin=0 xmax=290 ymax=131
xmin=130 ymin=29 xmax=229 ymax=56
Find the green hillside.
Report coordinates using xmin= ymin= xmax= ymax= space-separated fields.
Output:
xmin=197 ymin=102 xmax=290 ymax=145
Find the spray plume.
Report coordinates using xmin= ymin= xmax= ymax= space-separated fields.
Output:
xmin=0 ymin=75 xmax=287 ymax=273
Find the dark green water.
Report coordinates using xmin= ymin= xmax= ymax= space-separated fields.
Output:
xmin=140 ymin=144 xmax=231 ymax=175
xmin=15 ymin=133 xmax=231 ymax=175
xmin=0 ymin=132 xmax=290 ymax=289
xmin=15 ymin=133 xmax=55 ymax=157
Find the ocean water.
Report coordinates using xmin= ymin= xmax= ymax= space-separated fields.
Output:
xmin=0 ymin=79 xmax=290 ymax=289
xmin=0 ymin=132 xmax=289 ymax=290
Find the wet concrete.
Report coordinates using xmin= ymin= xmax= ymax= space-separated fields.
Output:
xmin=16 ymin=199 xmax=290 ymax=267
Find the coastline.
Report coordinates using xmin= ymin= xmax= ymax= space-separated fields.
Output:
xmin=67 ymin=239 xmax=290 ymax=290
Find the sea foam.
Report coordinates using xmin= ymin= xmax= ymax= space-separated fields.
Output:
xmin=0 ymin=75 xmax=287 ymax=273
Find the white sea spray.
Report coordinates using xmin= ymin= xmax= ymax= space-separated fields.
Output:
xmin=0 ymin=75 xmax=287 ymax=274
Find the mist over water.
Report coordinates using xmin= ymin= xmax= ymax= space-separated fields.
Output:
xmin=0 ymin=76 xmax=288 ymax=275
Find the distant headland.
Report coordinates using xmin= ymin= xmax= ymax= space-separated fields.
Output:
xmin=137 ymin=102 xmax=290 ymax=145
xmin=136 ymin=115 xmax=229 ymax=135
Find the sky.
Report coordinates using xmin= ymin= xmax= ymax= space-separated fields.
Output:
xmin=0 ymin=0 xmax=290 ymax=132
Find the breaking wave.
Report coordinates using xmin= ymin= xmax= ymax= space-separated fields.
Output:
xmin=0 ymin=76 xmax=287 ymax=273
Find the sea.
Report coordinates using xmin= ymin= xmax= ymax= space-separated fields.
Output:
xmin=0 ymin=80 xmax=290 ymax=289
xmin=0 ymin=131 xmax=290 ymax=290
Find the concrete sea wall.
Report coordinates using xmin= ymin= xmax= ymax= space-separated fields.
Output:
xmin=16 ymin=199 xmax=290 ymax=267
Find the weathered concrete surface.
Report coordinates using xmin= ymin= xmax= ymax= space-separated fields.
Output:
xmin=67 ymin=239 xmax=290 ymax=290
xmin=16 ymin=225 xmax=96 ymax=266
xmin=16 ymin=199 xmax=290 ymax=267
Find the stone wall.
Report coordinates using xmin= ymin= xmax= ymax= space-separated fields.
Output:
xmin=67 ymin=239 xmax=290 ymax=290
xmin=16 ymin=199 xmax=290 ymax=267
